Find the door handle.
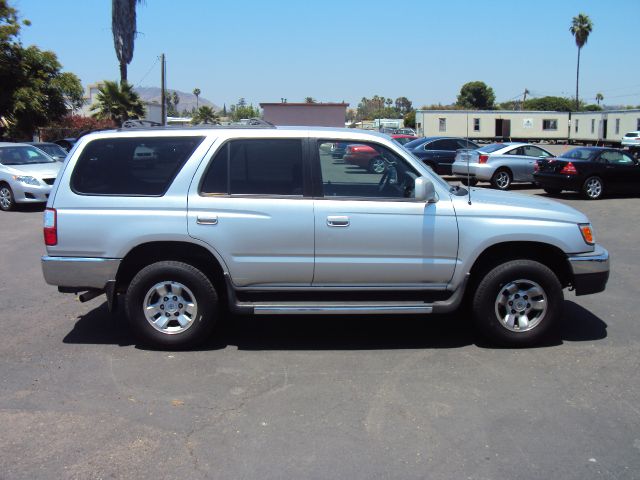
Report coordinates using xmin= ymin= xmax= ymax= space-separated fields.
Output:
xmin=327 ymin=216 xmax=349 ymax=227
xmin=197 ymin=215 xmax=218 ymax=225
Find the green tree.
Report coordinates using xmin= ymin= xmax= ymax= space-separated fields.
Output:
xmin=570 ymin=13 xmax=593 ymax=111
xmin=595 ymin=92 xmax=603 ymax=105
xmin=229 ymin=100 xmax=260 ymax=121
xmin=90 ymin=80 xmax=145 ymax=125
xmin=456 ymin=81 xmax=496 ymax=110
xmin=394 ymin=97 xmax=413 ymax=115
xmin=523 ymin=96 xmax=574 ymax=112
xmin=191 ymin=106 xmax=219 ymax=124
xmin=112 ymin=0 xmax=144 ymax=83
xmin=193 ymin=87 xmax=201 ymax=109
xmin=304 ymin=97 xmax=316 ymax=103
xmin=403 ymin=110 xmax=416 ymax=129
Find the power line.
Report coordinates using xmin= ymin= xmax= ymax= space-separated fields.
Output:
xmin=134 ymin=56 xmax=160 ymax=88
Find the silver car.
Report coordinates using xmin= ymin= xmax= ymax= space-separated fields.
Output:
xmin=452 ymin=142 xmax=554 ymax=190
xmin=0 ymin=143 xmax=61 ymax=211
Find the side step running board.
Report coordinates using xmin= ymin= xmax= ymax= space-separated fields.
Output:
xmin=253 ymin=303 xmax=432 ymax=315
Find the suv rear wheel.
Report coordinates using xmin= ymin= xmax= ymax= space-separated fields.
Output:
xmin=472 ymin=259 xmax=563 ymax=346
xmin=125 ymin=261 xmax=218 ymax=348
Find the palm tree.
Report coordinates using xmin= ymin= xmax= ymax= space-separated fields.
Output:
xmin=112 ymin=0 xmax=144 ymax=84
xmin=596 ymin=92 xmax=603 ymax=105
xmin=570 ymin=13 xmax=593 ymax=111
xmin=304 ymin=97 xmax=316 ymax=103
xmin=90 ymin=80 xmax=146 ymax=125
xmin=191 ymin=106 xmax=219 ymax=125
xmin=193 ymin=88 xmax=201 ymax=109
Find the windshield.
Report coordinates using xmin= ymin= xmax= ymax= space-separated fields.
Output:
xmin=40 ymin=145 xmax=67 ymax=158
xmin=0 ymin=146 xmax=56 ymax=165
xmin=393 ymin=137 xmax=416 ymax=145
xmin=478 ymin=143 xmax=507 ymax=153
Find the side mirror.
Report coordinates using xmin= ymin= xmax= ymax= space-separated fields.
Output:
xmin=415 ymin=177 xmax=437 ymax=203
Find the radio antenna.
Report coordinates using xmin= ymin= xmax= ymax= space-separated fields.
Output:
xmin=466 ymin=111 xmax=472 ymax=205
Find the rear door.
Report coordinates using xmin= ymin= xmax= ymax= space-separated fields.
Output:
xmin=311 ymin=139 xmax=458 ymax=287
xmin=188 ymin=137 xmax=315 ymax=287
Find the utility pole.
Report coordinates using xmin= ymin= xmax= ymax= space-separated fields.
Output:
xmin=160 ymin=53 xmax=166 ymax=126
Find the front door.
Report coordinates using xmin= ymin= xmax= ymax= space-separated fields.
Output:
xmin=312 ymin=140 xmax=458 ymax=287
xmin=188 ymin=138 xmax=314 ymax=287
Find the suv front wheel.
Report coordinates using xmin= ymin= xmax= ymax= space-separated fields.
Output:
xmin=125 ymin=261 xmax=218 ymax=348
xmin=472 ymin=259 xmax=563 ymax=346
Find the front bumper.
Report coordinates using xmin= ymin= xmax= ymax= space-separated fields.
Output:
xmin=11 ymin=180 xmax=53 ymax=203
xmin=41 ymin=256 xmax=121 ymax=290
xmin=567 ymin=245 xmax=609 ymax=295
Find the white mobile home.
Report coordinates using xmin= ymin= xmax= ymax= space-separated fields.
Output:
xmin=415 ymin=110 xmax=570 ymax=142
xmin=570 ymin=110 xmax=640 ymax=145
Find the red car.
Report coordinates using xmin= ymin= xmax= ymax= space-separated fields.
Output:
xmin=343 ymin=144 xmax=386 ymax=173
xmin=391 ymin=134 xmax=418 ymax=145
xmin=343 ymin=135 xmax=418 ymax=173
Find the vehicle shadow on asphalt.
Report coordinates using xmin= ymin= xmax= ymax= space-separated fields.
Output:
xmin=62 ymin=300 xmax=607 ymax=351
xmin=6 ymin=204 xmax=46 ymax=213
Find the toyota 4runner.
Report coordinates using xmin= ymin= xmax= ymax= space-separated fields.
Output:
xmin=41 ymin=124 xmax=610 ymax=348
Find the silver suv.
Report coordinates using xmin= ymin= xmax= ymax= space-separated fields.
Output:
xmin=41 ymin=125 xmax=609 ymax=348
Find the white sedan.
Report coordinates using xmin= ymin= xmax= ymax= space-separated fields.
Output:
xmin=451 ymin=142 xmax=554 ymax=190
xmin=0 ymin=143 xmax=61 ymax=211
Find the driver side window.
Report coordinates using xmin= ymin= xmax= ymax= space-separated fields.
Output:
xmin=317 ymin=141 xmax=418 ymax=199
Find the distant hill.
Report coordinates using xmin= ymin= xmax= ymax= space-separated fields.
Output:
xmin=135 ymin=87 xmax=219 ymax=114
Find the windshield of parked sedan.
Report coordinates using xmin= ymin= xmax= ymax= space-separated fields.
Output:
xmin=559 ymin=148 xmax=598 ymax=160
xmin=478 ymin=143 xmax=508 ymax=153
xmin=39 ymin=145 xmax=68 ymax=158
xmin=0 ymin=146 xmax=57 ymax=165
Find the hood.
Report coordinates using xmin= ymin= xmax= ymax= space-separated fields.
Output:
xmin=2 ymin=162 xmax=61 ymax=179
xmin=451 ymin=187 xmax=589 ymax=224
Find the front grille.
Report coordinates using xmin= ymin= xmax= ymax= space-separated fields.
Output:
xmin=43 ymin=178 xmax=55 ymax=185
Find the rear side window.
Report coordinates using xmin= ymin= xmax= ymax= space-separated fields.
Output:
xmin=71 ymin=136 xmax=204 ymax=196
xmin=200 ymin=139 xmax=304 ymax=196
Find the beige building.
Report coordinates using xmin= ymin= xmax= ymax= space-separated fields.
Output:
xmin=571 ymin=110 xmax=640 ymax=144
xmin=416 ymin=110 xmax=570 ymax=141
xmin=260 ymin=102 xmax=349 ymax=127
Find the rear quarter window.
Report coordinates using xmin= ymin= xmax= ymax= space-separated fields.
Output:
xmin=71 ymin=136 xmax=204 ymax=196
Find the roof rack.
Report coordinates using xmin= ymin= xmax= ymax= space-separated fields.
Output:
xmin=112 ymin=117 xmax=276 ymax=132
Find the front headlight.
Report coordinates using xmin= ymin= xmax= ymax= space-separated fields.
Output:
xmin=578 ymin=223 xmax=595 ymax=245
xmin=13 ymin=175 xmax=40 ymax=186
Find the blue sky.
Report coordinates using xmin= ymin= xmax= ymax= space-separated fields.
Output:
xmin=15 ymin=0 xmax=640 ymax=109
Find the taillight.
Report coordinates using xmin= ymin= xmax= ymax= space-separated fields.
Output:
xmin=560 ymin=162 xmax=578 ymax=175
xmin=478 ymin=154 xmax=489 ymax=164
xmin=534 ymin=162 xmax=539 ymax=172
xmin=43 ymin=208 xmax=57 ymax=246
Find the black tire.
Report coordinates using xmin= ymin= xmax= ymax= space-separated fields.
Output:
xmin=543 ymin=187 xmax=562 ymax=195
xmin=472 ymin=259 xmax=563 ymax=347
xmin=368 ymin=156 xmax=386 ymax=174
xmin=460 ymin=177 xmax=478 ymax=187
xmin=125 ymin=261 xmax=218 ymax=349
xmin=491 ymin=169 xmax=512 ymax=190
xmin=0 ymin=184 xmax=15 ymax=211
xmin=582 ymin=176 xmax=604 ymax=200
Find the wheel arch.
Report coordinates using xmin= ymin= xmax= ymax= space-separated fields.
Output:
xmin=467 ymin=241 xmax=572 ymax=292
xmin=116 ymin=241 xmax=227 ymax=298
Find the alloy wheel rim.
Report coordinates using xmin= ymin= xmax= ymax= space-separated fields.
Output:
xmin=372 ymin=158 xmax=386 ymax=173
xmin=143 ymin=281 xmax=198 ymax=335
xmin=496 ymin=172 xmax=510 ymax=188
xmin=586 ymin=178 xmax=602 ymax=198
xmin=0 ymin=188 xmax=11 ymax=209
xmin=494 ymin=279 xmax=547 ymax=332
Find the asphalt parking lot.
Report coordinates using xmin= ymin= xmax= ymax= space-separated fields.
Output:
xmin=1 ymin=182 xmax=639 ymax=479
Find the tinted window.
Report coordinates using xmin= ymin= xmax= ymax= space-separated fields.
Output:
xmin=600 ymin=151 xmax=635 ymax=165
xmin=426 ymin=140 xmax=448 ymax=150
xmin=404 ymin=138 xmax=429 ymax=150
xmin=505 ymin=147 xmax=524 ymax=155
xmin=624 ymin=132 xmax=639 ymax=138
xmin=523 ymin=146 xmax=550 ymax=157
xmin=200 ymin=139 xmax=303 ymax=196
xmin=317 ymin=140 xmax=418 ymax=199
xmin=71 ymin=136 xmax=204 ymax=196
